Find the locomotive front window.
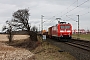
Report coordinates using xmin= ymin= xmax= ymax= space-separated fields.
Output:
xmin=65 ymin=26 xmax=70 ymax=29
xmin=60 ymin=26 xmax=65 ymax=29
xmin=60 ymin=25 xmax=70 ymax=29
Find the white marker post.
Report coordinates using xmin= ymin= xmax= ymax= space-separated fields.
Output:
xmin=43 ymin=35 xmax=46 ymax=41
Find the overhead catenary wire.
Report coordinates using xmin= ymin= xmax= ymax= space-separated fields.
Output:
xmin=70 ymin=7 xmax=90 ymax=16
xmin=66 ymin=7 xmax=89 ymax=20
xmin=66 ymin=15 xmax=77 ymax=22
xmin=42 ymin=0 xmax=77 ymax=23
xmin=61 ymin=0 xmax=89 ymax=17
xmin=80 ymin=12 xmax=89 ymax=16
xmin=60 ymin=0 xmax=77 ymax=15
xmin=58 ymin=0 xmax=90 ymax=25
xmin=42 ymin=0 xmax=90 ymax=30
xmin=78 ymin=0 xmax=89 ymax=7
xmin=80 ymin=7 xmax=90 ymax=16
xmin=44 ymin=0 xmax=89 ymax=24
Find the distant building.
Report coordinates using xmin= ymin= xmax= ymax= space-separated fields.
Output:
xmin=86 ymin=30 xmax=90 ymax=33
xmin=73 ymin=29 xmax=86 ymax=34
xmin=79 ymin=29 xmax=85 ymax=33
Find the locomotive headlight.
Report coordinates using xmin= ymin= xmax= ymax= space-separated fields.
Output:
xmin=67 ymin=30 xmax=71 ymax=32
xmin=60 ymin=30 xmax=64 ymax=32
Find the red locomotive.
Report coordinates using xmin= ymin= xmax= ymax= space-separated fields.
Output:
xmin=48 ymin=21 xmax=72 ymax=40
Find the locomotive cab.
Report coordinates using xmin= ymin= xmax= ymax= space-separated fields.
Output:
xmin=57 ymin=22 xmax=72 ymax=39
xmin=49 ymin=21 xmax=72 ymax=40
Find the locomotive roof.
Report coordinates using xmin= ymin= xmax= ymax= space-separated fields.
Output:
xmin=52 ymin=22 xmax=71 ymax=27
xmin=59 ymin=22 xmax=66 ymax=24
xmin=59 ymin=22 xmax=70 ymax=24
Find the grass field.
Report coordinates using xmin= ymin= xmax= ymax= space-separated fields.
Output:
xmin=72 ymin=34 xmax=90 ymax=41
xmin=0 ymin=34 xmax=29 ymax=42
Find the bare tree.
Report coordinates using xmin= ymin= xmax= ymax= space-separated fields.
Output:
xmin=12 ymin=9 xmax=37 ymax=41
xmin=2 ymin=20 xmax=13 ymax=42
xmin=12 ymin=9 xmax=30 ymax=30
xmin=31 ymin=26 xmax=38 ymax=32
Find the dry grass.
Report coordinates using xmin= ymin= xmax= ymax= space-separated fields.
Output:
xmin=0 ymin=34 xmax=8 ymax=41
xmin=0 ymin=34 xmax=35 ymax=60
xmin=0 ymin=34 xmax=76 ymax=60
xmin=0 ymin=34 xmax=29 ymax=42
xmin=31 ymin=36 xmax=76 ymax=60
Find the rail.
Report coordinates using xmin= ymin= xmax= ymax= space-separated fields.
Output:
xmin=65 ymin=39 xmax=90 ymax=51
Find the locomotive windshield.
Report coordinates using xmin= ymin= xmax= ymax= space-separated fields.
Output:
xmin=60 ymin=25 xmax=70 ymax=29
xmin=65 ymin=26 xmax=70 ymax=29
xmin=60 ymin=26 xmax=65 ymax=29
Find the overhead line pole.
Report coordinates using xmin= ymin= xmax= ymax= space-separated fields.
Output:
xmin=77 ymin=15 xmax=79 ymax=38
xmin=41 ymin=15 xmax=44 ymax=34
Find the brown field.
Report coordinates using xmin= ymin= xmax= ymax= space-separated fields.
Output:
xmin=0 ymin=34 xmax=29 ymax=42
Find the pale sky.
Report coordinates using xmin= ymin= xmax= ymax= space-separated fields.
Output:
xmin=0 ymin=0 xmax=90 ymax=32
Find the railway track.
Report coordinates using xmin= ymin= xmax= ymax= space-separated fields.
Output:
xmin=65 ymin=39 xmax=90 ymax=51
xmin=45 ymin=36 xmax=90 ymax=52
xmin=45 ymin=37 xmax=90 ymax=60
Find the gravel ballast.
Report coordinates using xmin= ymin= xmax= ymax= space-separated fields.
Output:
xmin=47 ymin=38 xmax=90 ymax=60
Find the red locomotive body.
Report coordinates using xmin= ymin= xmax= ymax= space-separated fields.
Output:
xmin=48 ymin=22 xmax=72 ymax=39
